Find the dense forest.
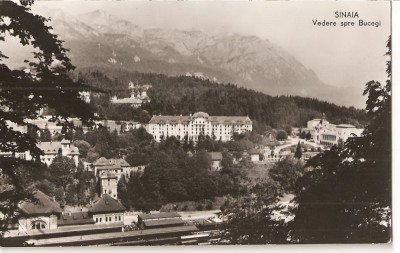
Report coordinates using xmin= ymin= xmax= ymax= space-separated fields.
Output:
xmin=75 ymin=67 xmax=369 ymax=130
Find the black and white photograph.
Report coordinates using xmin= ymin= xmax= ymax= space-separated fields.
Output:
xmin=0 ymin=0 xmax=395 ymax=248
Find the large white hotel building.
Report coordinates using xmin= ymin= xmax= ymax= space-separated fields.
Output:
xmin=147 ymin=112 xmax=252 ymax=142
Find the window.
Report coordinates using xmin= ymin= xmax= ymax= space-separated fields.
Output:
xmin=99 ymin=218 xmax=102 ymax=222
xmin=31 ymin=221 xmax=46 ymax=230
xmin=115 ymin=216 xmax=118 ymax=221
xmin=96 ymin=218 xmax=98 ymax=222
xmin=119 ymin=216 xmax=121 ymax=221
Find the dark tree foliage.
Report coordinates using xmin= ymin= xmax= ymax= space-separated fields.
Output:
xmin=48 ymin=155 xmax=75 ymax=190
xmin=115 ymin=135 xmax=252 ymax=212
xmin=294 ymin=141 xmax=302 ymax=159
xmin=0 ymin=0 xmax=95 ymax=233
xmin=39 ymin=126 xmax=52 ymax=142
xmin=269 ymin=158 xmax=305 ymax=193
xmin=290 ymin=36 xmax=391 ymax=243
xmin=284 ymin=126 xmax=292 ymax=136
xmin=276 ymin=130 xmax=288 ymax=141
xmin=220 ymin=179 xmax=288 ymax=244
xmin=305 ymin=131 xmax=312 ymax=140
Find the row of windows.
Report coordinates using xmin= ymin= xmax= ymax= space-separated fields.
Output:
xmin=322 ymin=135 xmax=336 ymax=141
xmin=95 ymin=216 xmax=122 ymax=223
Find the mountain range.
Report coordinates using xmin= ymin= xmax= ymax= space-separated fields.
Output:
xmin=38 ymin=9 xmax=364 ymax=107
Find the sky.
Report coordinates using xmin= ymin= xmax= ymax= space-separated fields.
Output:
xmin=29 ymin=0 xmax=391 ymax=90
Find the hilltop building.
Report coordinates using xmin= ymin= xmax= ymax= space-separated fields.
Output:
xmin=111 ymin=81 xmax=151 ymax=108
xmin=147 ymin=112 xmax=252 ymax=142
xmin=93 ymin=157 xmax=146 ymax=180
xmin=37 ymin=139 xmax=80 ymax=166
xmin=0 ymin=139 xmax=79 ymax=167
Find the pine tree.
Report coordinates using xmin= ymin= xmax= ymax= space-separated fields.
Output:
xmin=294 ymin=141 xmax=302 ymax=159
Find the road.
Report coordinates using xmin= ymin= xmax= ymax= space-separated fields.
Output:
xmin=278 ymin=136 xmax=325 ymax=150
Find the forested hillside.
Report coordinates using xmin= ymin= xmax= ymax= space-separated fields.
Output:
xmin=77 ymin=67 xmax=369 ymax=130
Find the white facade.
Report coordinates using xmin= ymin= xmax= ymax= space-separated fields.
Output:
xmin=306 ymin=114 xmax=364 ymax=147
xmin=0 ymin=139 xmax=79 ymax=167
xmin=100 ymin=172 xmax=118 ymax=199
xmin=18 ymin=215 xmax=58 ymax=233
xmin=37 ymin=139 xmax=80 ymax=166
xmin=93 ymin=213 xmax=124 ymax=224
xmin=147 ymin=112 xmax=252 ymax=142
xmin=111 ymin=82 xmax=151 ymax=107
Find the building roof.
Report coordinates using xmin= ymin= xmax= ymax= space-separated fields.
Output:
xmin=148 ymin=115 xmax=191 ymax=124
xmin=97 ymin=165 xmax=121 ymax=171
xmin=60 ymin=139 xmax=71 ymax=144
xmin=148 ymin=113 xmax=252 ymax=125
xmin=114 ymin=159 xmax=131 ymax=167
xmin=321 ymin=130 xmax=337 ymax=136
xmin=37 ymin=142 xmax=61 ymax=154
xmin=93 ymin=157 xmax=131 ymax=167
xmin=260 ymin=134 xmax=278 ymax=147
xmin=37 ymin=141 xmax=79 ymax=156
xmin=68 ymin=145 xmax=79 ymax=155
xmin=249 ymin=149 xmax=260 ymax=155
xmin=138 ymin=212 xmax=181 ymax=220
xmin=58 ymin=212 xmax=95 ymax=226
xmin=143 ymin=218 xmax=185 ymax=228
xmin=192 ymin=112 xmax=210 ymax=118
xmin=93 ymin=157 xmax=110 ymax=166
xmin=336 ymin=124 xmax=356 ymax=128
xmin=112 ymin=97 xmax=143 ymax=104
xmin=208 ymin=152 xmax=223 ymax=161
xmin=89 ymin=194 xmax=126 ymax=214
xmin=19 ymin=190 xmax=62 ymax=216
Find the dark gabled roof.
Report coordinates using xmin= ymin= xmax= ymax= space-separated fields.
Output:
xmin=57 ymin=212 xmax=95 ymax=226
xmin=36 ymin=141 xmax=79 ymax=156
xmin=208 ymin=152 xmax=223 ymax=161
xmin=93 ymin=158 xmax=131 ymax=167
xmin=19 ymin=190 xmax=62 ymax=216
xmin=93 ymin=157 xmax=110 ymax=166
xmin=60 ymin=138 xmax=71 ymax=144
xmin=138 ymin=212 xmax=181 ymax=220
xmin=115 ymin=159 xmax=131 ymax=167
xmin=249 ymin=149 xmax=260 ymax=155
xmin=37 ymin=142 xmax=61 ymax=154
xmin=97 ymin=165 xmax=121 ymax=171
xmin=143 ymin=218 xmax=185 ymax=228
xmin=89 ymin=194 xmax=126 ymax=214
